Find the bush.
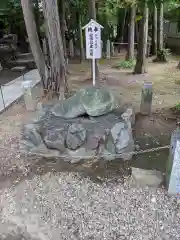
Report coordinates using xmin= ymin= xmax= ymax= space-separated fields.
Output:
xmin=175 ymin=102 xmax=180 ymax=110
xmin=113 ymin=59 xmax=136 ymax=69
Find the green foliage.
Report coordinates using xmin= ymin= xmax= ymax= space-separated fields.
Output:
xmin=153 ymin=48 xmax=171 ymax=63
xmin=175 ymin=102 xmax=180 ymax=110
xmin=113 ymin=59 xmax=136 ymax=69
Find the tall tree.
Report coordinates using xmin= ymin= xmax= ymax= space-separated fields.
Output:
xmin=119 ymin=9 xmax=127 ymax=52
xmin=21 ymin=0 xmax=48 ymax=90
xmin=157 ymin=0 xmax=164 ymax=51
xmin=77 ymin=11 xmax=85 ymax=62
xmin=152 ymin=1 xmax=157 ymax=55
xmin=88 ymin=0 xmax=99 ymax=81
xmin=134 ymin=1 xmax=149 ymax=74
xmin=59 ymin=0 xmax=67 ymax=64
xmin=126 ymin=5 xmax=136 ymax=60
xmin=42 ymin=0 xmax=67 ymax=99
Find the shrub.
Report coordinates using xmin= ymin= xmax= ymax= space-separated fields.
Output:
xmin=113 ymin=59 xmax=136 ymax=69
xmin=153 ymin=48 xmax=171 ymax=63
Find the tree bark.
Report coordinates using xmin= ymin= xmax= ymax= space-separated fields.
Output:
xmin=145 ymin=8 xmax=149 ymax=57
xmin=157 ymin=0 xmax=164 ymax=51
xmin=126 ymin=6 xmax=136 ymax=60
xmin=88 ymin=0 xmax=99 ymax=82
xmin=60 ymin=0 xmax=67 ymax=63
xmin=77 ymin=13 xmax=85 ymax=63
xmin=177 ymin=62 xmax=180 ymax=69
xmin=34 ymin=0 xmax=41 ymax=44
xmin=21 ymin=0 xmax=48 ymax=90
xmin=135 ymin=22 xmax=139 ymax=44
xmin=119 ymin=9 xmax=127 ymax=52
xmin=152 ymin=2 xmax=157 ymax=55
xmin=42 ymin=0 xmax=67 ymax=99
xmin=134 ymin=2 xmax=148 ymax=74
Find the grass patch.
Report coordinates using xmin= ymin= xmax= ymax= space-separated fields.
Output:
xmin=171 ymin=102 xmax=180 ymax=114
xmin=113 ymin=59 xmax=136 ymax=69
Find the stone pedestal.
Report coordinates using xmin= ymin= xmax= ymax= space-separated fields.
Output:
xmin=166 ymin=129 xmax=180 ymax=196
xmin=106 ymin=40 xmax=111 ymax=59
xmin=140 ymin=82 xmax=153 ymax=116
xmin=22 ymin=80 xmax=35 ymax=111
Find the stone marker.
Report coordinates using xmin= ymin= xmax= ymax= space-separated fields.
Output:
xmin=132 ymin=167 xmax=163 ymax=187
xmin=69 ymin=39 xmax=74 ymax=59
xmin=106 ymin=39 xmax=111 ymax=59
xmin=166 ymin=129 xmax=180 ymax=196
xmin=140 ymin=82 xmax=153 ymax=116
xmin=111 ymin=42 xmax=115 ymax=57
xmin=22 ymin=80 xmax=35 ymax=111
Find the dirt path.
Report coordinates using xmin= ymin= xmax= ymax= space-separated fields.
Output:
xmin=68 ymin=57 xmax=180 ymax=112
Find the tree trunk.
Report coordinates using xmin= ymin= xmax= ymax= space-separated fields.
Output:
xmin=118 ymin=9 xmax=127 ymax=52
xmin=145 ymin=8 xmax=149 ymax=57
xmin=134 ymin=2 xmax=148 ymax=74
xmin=34 ymin=0 xmax=41 ymax=44
xmin=42 ymin=0 xmax=67 ymax=99
xmin=157 ymin=0 xmax=163 ymax=51
xmin=60 ymin=0 xmax=67 ymax=63
xmin=152 ymin=3 xmax=157 ymax=55
xmin=177 ymin=62 xmax=180 ymax=69
xmin=77 ymin=13 xmax=85 ymax=63
xmin=88 ymin=0 xmax=99 ymax=82
xmin=135 ymin=22 xmax=139 ymax=44
xmin=126 ymin=6 xmax=136 ymax=60
xmin=21 ymin=0 xmax=48 ymax=90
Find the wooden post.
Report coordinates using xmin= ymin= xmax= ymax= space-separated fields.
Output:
xmin=140 ymin=82 xmax=153 ymax=116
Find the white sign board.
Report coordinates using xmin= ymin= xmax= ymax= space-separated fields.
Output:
xmin=82 ymin=19 xmax=103 ymax=85
xmin=83 ymin=19 xmax=103 ymax=59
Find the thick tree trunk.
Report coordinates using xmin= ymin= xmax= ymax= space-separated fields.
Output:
xmin=152 ymin=3 xmax=157 ymax=55
xmin=119 ymin=10 xmax=127 ymax=51
xmin=157 ymin=0 xmax=164 ymax=51
xmin=77 ymin=13 xmax=85 ymax=63
xmin=135 ymin=22 xmax=139 ymax=44
xmin=60 ymin=0 xmax=67 ymax=63
xmin=126 ymin=6 xmax=136 ymax=60
xmin=88 ymin=0 xmax=99 ymax=82
xmin=21 ymin=0 xmax=48 ymax=90
xmin=42 ymin=0 xmax=67 ymax=99
xmin=134 ymin=2 xmax=148 ymax=74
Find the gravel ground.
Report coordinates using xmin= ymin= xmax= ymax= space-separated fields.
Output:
xmin=0 ymin=102 xmax=180 ymax=240
xmin=0 ymin=173 xmax=180 ymax=240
